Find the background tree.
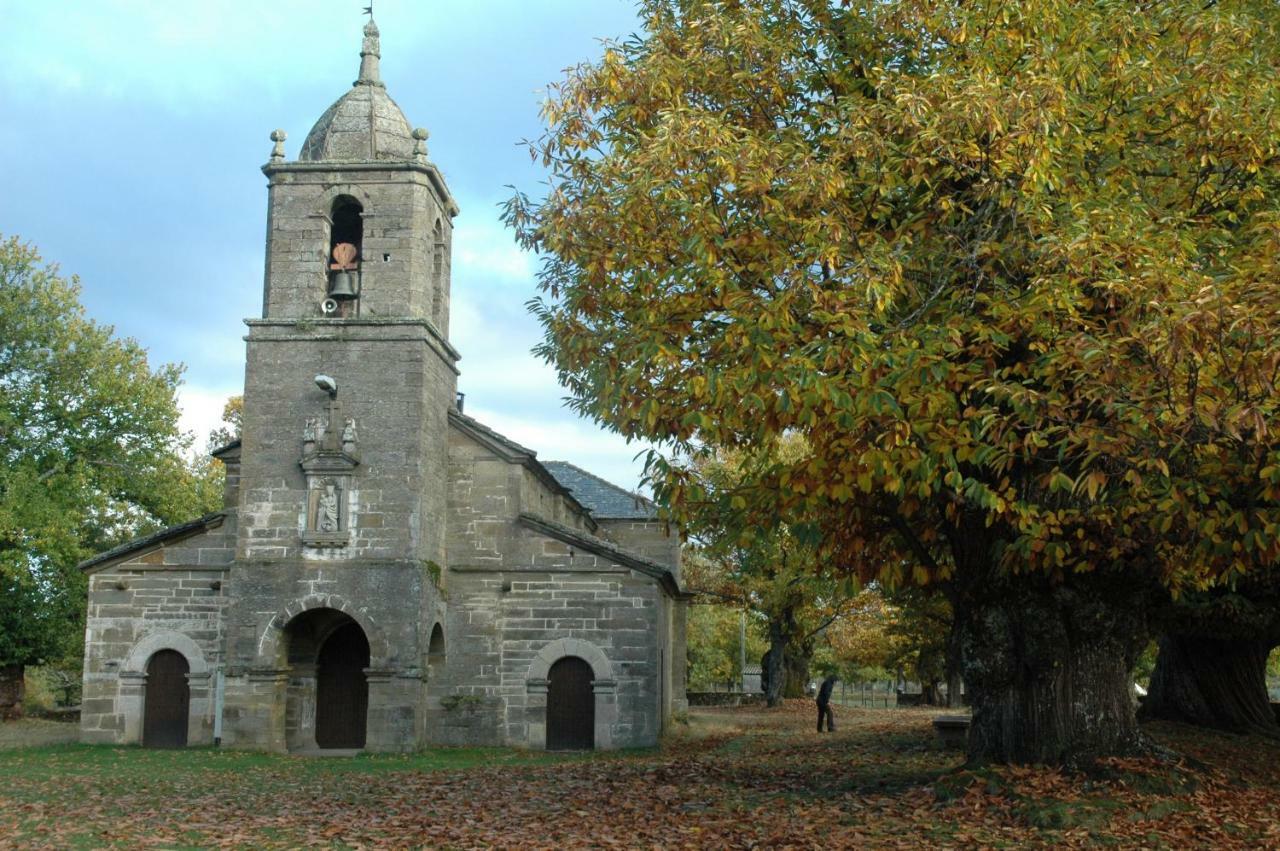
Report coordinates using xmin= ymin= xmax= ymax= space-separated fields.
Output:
xmin=681 ymin=443 xmax=860 ymax=705
xmin=206 ymin=395 xmax=243 ymax=453
xmin=510 ymin=0 xmax=1280 ymax=763
xmin=0 ymin=235 xmax=221 ymax=712
xmin=1142 ymin=584 xmax=1280 ymax=736
xmin=686 ymin=601 xmax=767 ymax=690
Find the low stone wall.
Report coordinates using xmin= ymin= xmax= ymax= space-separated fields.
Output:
xmin=687 ymin=692 xmax=764 ymax=707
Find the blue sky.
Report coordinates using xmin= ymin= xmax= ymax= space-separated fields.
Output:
xmin=0 ymin=0 xmax=661 ymax=492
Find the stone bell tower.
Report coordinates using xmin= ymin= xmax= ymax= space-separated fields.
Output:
xmin=221 ymin=17 xmax=459 ymax=751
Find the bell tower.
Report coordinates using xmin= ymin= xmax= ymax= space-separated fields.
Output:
xmin=224 ymin=16 xmax=458 ymax=752
xmin=238 ymin=15 xmax=459 ymax=567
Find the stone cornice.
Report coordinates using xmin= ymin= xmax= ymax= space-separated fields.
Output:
xmin=262 ymin=160 xmax=459 ymax=217
xmin=245 ymin=317 xmax=460 ymax=375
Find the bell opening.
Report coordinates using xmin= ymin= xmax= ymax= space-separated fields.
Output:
xmin=327 ymin=197 xmax=363 ymax=303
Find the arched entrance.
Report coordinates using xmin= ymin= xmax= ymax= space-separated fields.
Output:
xmin=142 ymin=649 xmax=189 ymax=748
xmin=547 ymin=656 xmax=594 ymax=750
xmin=281 ymin=608 xmax=370 ymax=751
xmin=315 ymin=621 xmax=369 ymax=749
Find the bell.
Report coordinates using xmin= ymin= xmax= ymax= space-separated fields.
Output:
xmin=328 ymin=270 xmax=357 ymax=299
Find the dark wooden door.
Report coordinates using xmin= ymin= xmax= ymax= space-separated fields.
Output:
xmin=547 ymin=656 xmax=594 ymax=750
xmin=315 ymin=622 xmax=369 ymax=749
xmin=143 ymin=650 xmax=189 ymax=749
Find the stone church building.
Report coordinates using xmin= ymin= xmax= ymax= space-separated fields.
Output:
xmin=78 ymin=19 xmax=688 ymax=752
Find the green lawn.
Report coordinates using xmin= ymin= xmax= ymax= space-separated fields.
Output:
xmin=2 ymin=705 xmax=1278 ymax=848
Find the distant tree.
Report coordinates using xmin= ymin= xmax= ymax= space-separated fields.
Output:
xmin=510 ymin=0 xmax=1280 ymax=763
xmin=681 ymin=442 xmax=859 ymax=705
xmin=0 ymin=235 xmax=220 ymax=710
xmin=206 ymin=395 xmax=243 ymax=453
xmin=1142 ymin=584 xmax=1280 ymax=736
xmin=685 ymin=602 xmax=767 ymax=691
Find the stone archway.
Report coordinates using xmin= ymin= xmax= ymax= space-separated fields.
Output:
xmin=279 ymin=607 xmax=371 ymax=751
xmin=526 ymin=638 xmax=617 ymax=750
xmin=119 ymin=631 xmax=212 ymax=746
xmin=257 ymin=594 xmax=390 ymax=669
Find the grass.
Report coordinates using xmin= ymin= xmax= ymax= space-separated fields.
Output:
xmin=2 ymin=704 xmax=1279 ymax=848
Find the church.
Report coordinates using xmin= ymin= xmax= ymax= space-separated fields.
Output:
xmin=77 ymin=19 xmax=688 ymax=752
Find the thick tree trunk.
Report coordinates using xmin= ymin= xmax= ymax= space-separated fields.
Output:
xmin=781 ymin=644 xmax=812 ymax=699
xmin=1142 ymin=634 xmax=1278 ymax=735
xmin=954 ymin=574 xmax=1150 ymax=765
xmin=0 ymin=664 xmax=25 ymax=720
xmin=945 ymin=625 xmax=964 ymax=707
xmin=762 ymin=622 xmax=786 ymax=707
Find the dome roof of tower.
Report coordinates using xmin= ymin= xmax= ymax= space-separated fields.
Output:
xmin=299 ymin=85 xmax=415 ymax=162
xmin=297 ymin=19 xmax=415 ymax=163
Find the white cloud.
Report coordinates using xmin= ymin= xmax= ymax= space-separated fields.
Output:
xmin=176 ymin=383 xmax=240 ymax=453
xmin=452 ymin=211 xmax=535 ymax=286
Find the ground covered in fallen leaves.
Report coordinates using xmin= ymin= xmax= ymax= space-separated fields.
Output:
xmin=2 ymin=702 xmax=1279 ymax=848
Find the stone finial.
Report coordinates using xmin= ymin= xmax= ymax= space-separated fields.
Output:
xmin=356 ymin=18 xmax=384 ymax=88
xmin=412 ymin=127 xmax=429 ymax=160
xmin=270 ymin=129 xmax=287 ymax=161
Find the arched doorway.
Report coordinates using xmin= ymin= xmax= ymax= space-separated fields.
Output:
xmin=281 ymin=608 xmax=371 ymax=751
xmin=142 ymin=649 xmax=189 ymax=748
xmin=315 ymin=621 xmax=369 ymax=749
xmin=547 ymin=656 xmax=594 ymax=750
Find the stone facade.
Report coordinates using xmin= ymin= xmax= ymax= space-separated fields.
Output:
xmin=79 ymin=19 xmax=687 ymax=753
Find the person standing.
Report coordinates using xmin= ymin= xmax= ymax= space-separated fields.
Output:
xmin=816 ymin=674 xmax=838 ymax=732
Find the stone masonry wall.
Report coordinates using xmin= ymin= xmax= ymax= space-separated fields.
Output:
xmin=218 ymin=559 xmax=440 ymax=752
xmin=436 ymin=525 xmax=666 ymax=749
xmin=81 ymin=520 xmax=235 ymax=745
xmin=596 ymin=519 xmax=682 ymax=580
xmin=261 ymin=166 xmax=452 ymax=326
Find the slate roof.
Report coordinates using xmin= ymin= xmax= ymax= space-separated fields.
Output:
xmin=541 ymin=461 xmax=658 ymax=520
xmin=77 ymin=512 xmax=227 ymax=573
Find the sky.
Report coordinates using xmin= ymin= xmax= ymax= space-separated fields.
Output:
xmin=0 ymin=0 xmax=663 ymax=492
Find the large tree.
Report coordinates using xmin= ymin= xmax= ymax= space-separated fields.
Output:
xmin=510 ymin=0 xmax=1280 ymax=763
xmin=0 ymin=235 xmax=219 ymax=709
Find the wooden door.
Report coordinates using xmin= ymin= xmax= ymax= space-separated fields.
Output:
xmin=143 ymin=650 xmax=189 ymax=748
xmin=315 ymin=622 xmax=369 ymax=749
xmin=547 ymin=656 xmax=594 ymax=750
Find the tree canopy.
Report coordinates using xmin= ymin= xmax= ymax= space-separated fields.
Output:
xmin=0 ymin=235 xmax=219 ymax=669
xmin=510 ymin=0 xmax=1280 ymax=762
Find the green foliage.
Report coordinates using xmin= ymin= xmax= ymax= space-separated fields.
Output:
xmin=686 ymin=603 xmax=765 ymax=689
xmin=205 ymin=395 xmax=242 ymax=454
xmin=0 ymin=235 xmax=220 ymax=668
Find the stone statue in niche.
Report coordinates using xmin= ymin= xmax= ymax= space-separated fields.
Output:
xmin=303 ymin=417 xmax=321 ymax=445
xmin=342 ymin=418 xmax=358 ymax=451
xmin=310 ymin=477 xmax=342 ymax=534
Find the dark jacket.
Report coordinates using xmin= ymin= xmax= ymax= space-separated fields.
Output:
xmin=816 ymin=676 xmax=838 ymax=704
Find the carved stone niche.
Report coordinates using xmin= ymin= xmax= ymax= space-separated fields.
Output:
xmin=300 ymin=403 xmax=359 ymax=550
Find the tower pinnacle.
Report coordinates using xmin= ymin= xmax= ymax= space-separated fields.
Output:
xmin=356 ymin=18 xmax=383 ymax=88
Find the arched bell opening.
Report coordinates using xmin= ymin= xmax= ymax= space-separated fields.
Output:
xmin=142 ymin=649 xmax=190 ymax=749
xmin=326 ymin=197 xmax=363 ymax=313
xmin=546 ymin=656 xmax=594 ymax=751
xmin=283 ymin=608 xmax=370 ymax=751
